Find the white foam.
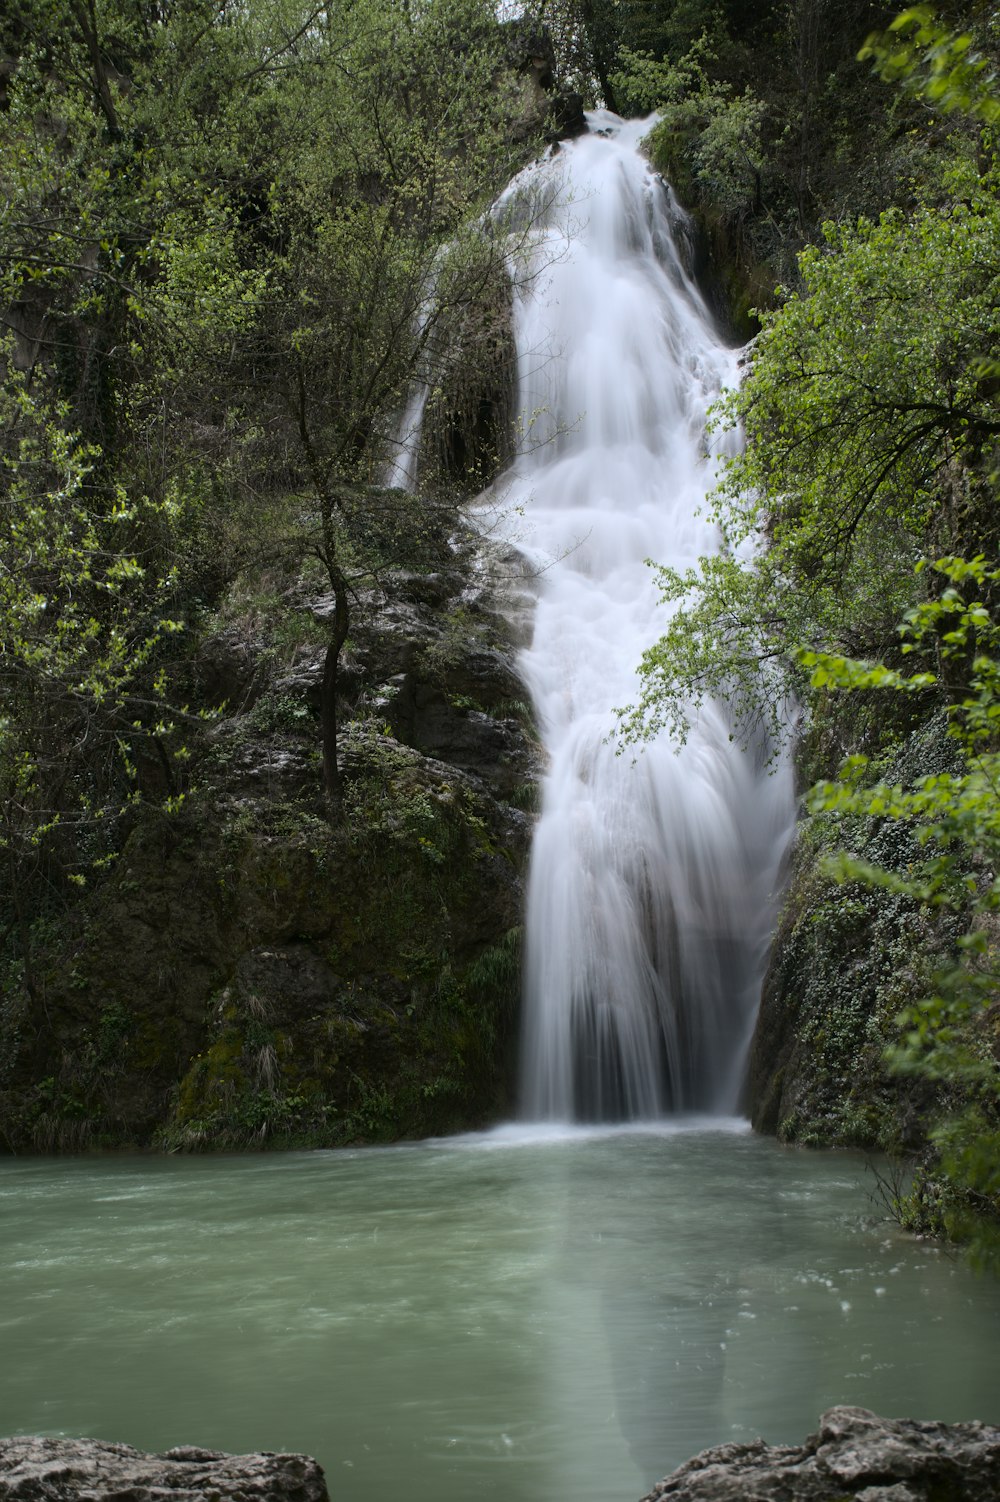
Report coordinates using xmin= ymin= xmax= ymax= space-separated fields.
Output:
xmin=493 ymin=120 xmax=794 ymax=1121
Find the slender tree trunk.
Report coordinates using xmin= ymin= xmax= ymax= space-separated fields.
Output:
xmin=293 ymin=358 xmax=348 ymax=812
xmin=68 ymin=0 xmax=121 ymax=135
xmin=320 ymin=578 xmax=350 ymax=809
xmin=579 ymin=0 xmax=619 ymax=114
xmin=7 ymin=840 xmax=39 ymax=1008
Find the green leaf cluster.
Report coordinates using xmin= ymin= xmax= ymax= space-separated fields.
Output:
xmin=860 ymin=6 xmax=1000 ymax=124
xmin=612 ymin=35 xmax=767 ymax=217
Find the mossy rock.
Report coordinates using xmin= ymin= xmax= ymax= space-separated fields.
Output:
xmin=748 ymin=718 xmax=965 ymax=1153
xmin=0 ymin=523 xmax=538 ymax=1154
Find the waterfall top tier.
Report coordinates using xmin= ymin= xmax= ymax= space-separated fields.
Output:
xmin=501 ymin=115 xmax=792 ymax=1123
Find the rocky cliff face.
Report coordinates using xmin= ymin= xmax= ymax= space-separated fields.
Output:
xmin=0 ymin=520 xmax=539 ymax=1152
xmin=746 ymin=717 xmax=965 ymax=1154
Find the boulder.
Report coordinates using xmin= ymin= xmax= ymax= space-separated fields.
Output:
xmin=0 ymin=1436 xmax=329 ymax=1501
xmin=640 ymin=1407 xmax=1000 ymax=1502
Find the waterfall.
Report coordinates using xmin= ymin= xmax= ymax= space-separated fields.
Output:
xmin=489 ymin=113 xmax=794 ymax=1123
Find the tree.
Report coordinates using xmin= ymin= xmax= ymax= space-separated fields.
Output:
xmin=610 ymin=34 xmax=768 ymax=219
xmin=240 ymin=0 xmax=542 ymax=807
xmin=532 ymin=0 xmax=787 ymax=107
xmin=0 ymin=0 xmax=275 ymax=1010
xmin=860 ymin=4 xmax=1000 ymax=124
xmin=620 ymin=143 xmax=1000 ymax=753
xmin=595 ymin=0 xmax=935 ymax=307
xmin=0 ymin=0 xmax=545 ymax=830
xmin=0 ymin=363 xmax=187 ymax=1001
xmin=620 ymin=7 xmax=1000 ymax=1269
xmin=0 ymin=0 xmax=550 ymax=1147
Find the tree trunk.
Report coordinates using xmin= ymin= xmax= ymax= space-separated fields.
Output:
xmin=579 ymin=0 xmax=619 ymax=114
xmin=319 ymin=577 xmax=350 ymax=812
xmin=292 ymin=356 xmax=354 ymax=815
xmin=68 ymin=0 xmax=121 ymax=135
xmin=7 ymin=840 xmax=40 ymax=1008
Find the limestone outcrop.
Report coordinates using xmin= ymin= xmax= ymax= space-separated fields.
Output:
xmin=0 ymin=1437 xmax=329 ymax=1501
xmin=641 ymin=1406 xmax=1000 ymax=1502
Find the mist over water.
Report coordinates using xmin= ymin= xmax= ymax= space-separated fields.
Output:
xmin=494 ymin=115 xmax=793 ymax=1121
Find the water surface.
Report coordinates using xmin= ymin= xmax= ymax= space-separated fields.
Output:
xmin=2 ymin=1125 xmax=998 ymax=1501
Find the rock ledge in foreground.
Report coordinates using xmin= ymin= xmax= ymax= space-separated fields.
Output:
xmin=0 ymin=1436 xmax=329 ymax=1500
xmin=641 ymin=1406 xmax=1000 ymax=1502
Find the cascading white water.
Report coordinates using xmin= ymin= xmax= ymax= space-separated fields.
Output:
xmin=492 ymin=113 xmax=794 ymax=1122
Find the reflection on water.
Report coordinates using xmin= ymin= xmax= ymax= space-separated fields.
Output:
xmin=1 ymin=1126 xmax=998 ymax=1502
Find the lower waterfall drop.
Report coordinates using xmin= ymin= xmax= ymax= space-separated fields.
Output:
xmin=497 ymin=114 xmax=794 ymax=1123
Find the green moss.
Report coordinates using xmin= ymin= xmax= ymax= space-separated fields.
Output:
xmin=752 ymin=718 xmax=966 ymax=1152
xmin=176 ymin=1032 xmax=245 ymax=1122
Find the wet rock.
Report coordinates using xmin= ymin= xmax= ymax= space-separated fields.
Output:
xmin=1 ymin=711 xmax=532 ymax=1149
xmin=200 ymin=725 xmax=317 ymax=802
xmin=640 ymin=1407 xmax=1000 ymax=1502
xmin=550 ymin=89 xmax=587 ymax=139
xmin=379 ymin=671 xmax=533 ymax=798
xmin=0 ymin=1435 xmax=329 ymax=1500
xmin=498 ymin=27 xmax=584 ymax=140
xmin=193 ymin=622 xmax=268 ymax=712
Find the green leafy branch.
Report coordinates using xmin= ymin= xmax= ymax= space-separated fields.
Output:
xmin=802 ymin=557 xmax=1000 ymax=1270
xmin=860 ymin=6 xmax=1000 ymax=124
